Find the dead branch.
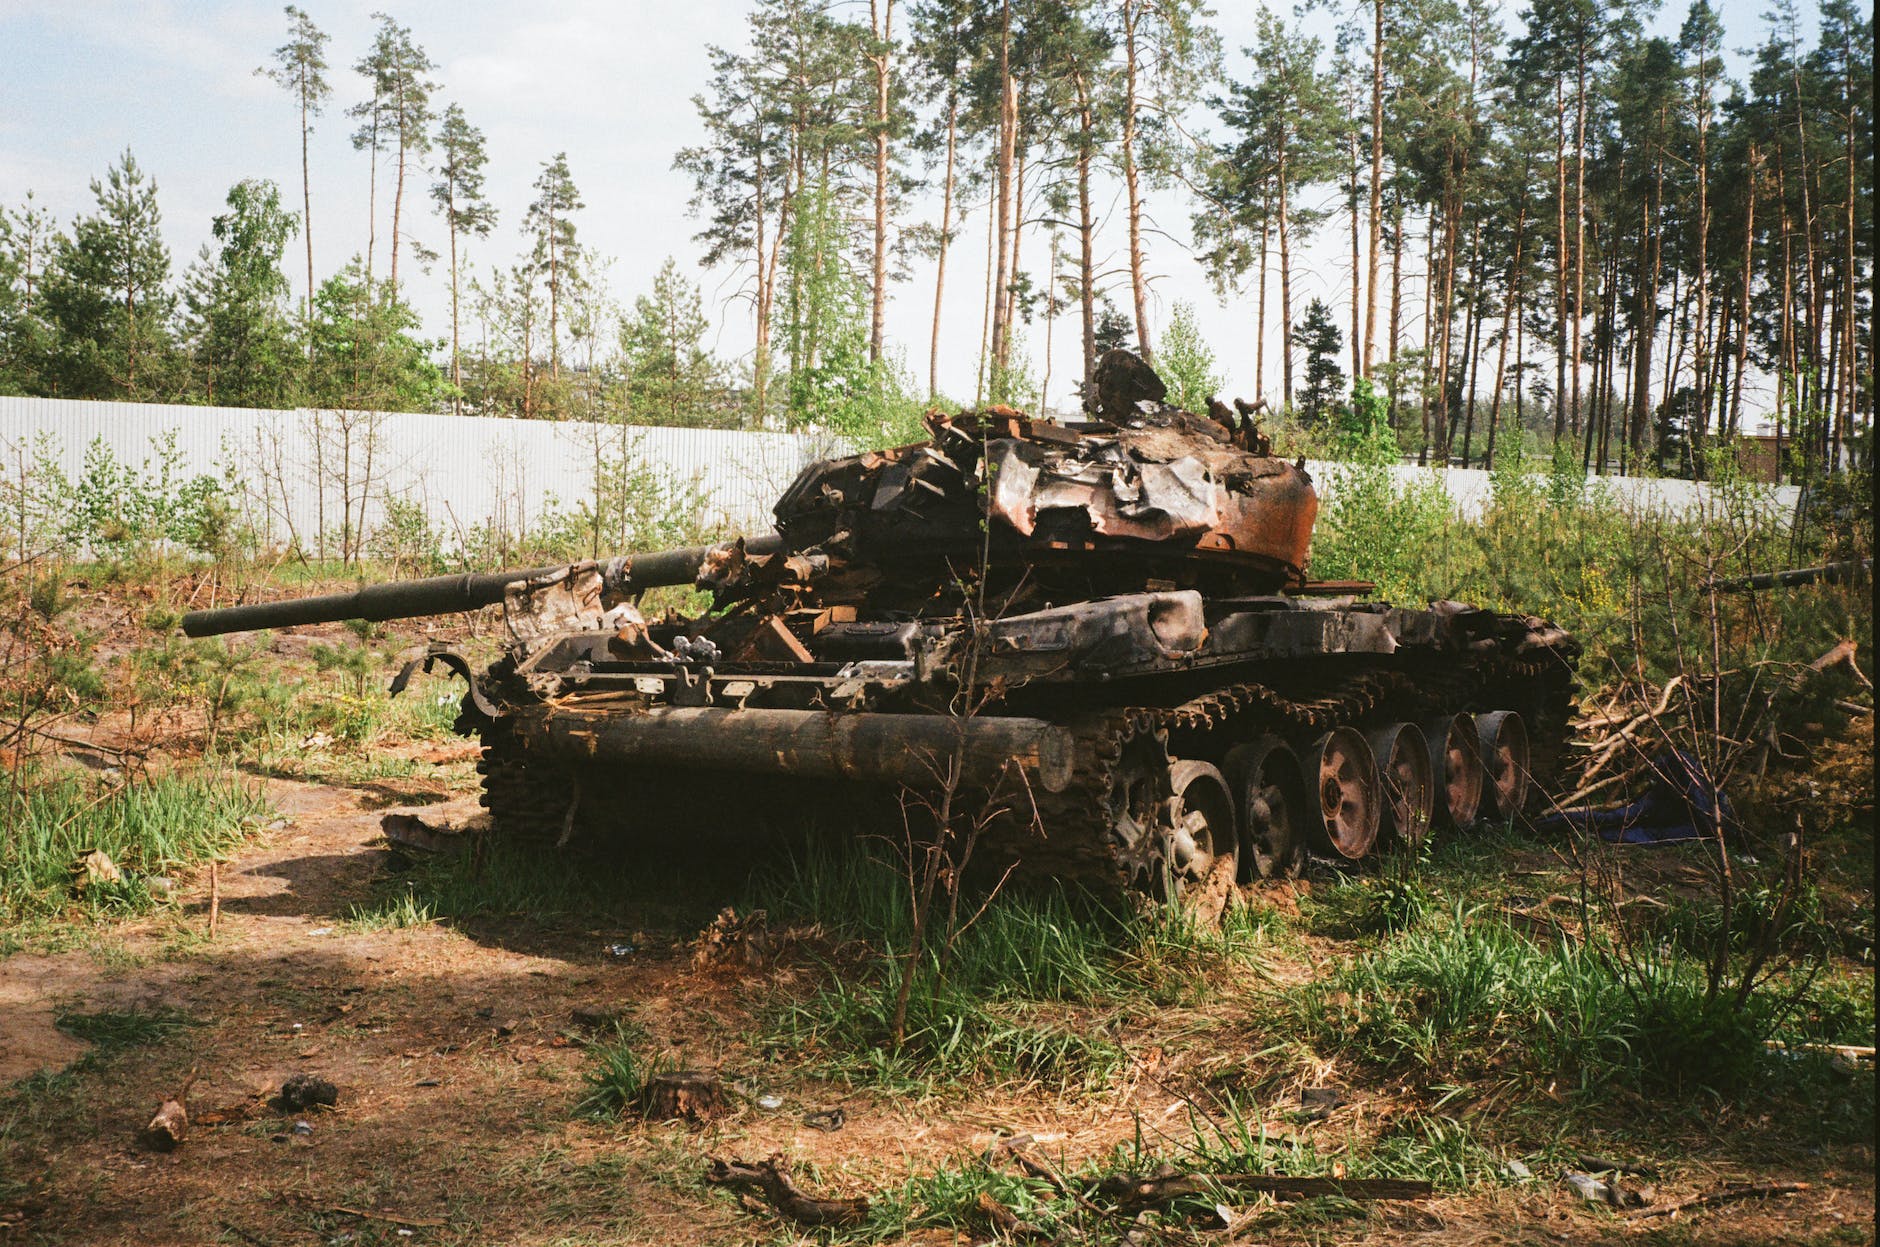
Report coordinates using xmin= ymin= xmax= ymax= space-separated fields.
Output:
xmin=325 ymin=1207 xmax=446 ymax=1229
xmin=1622 ymin=1182 xmax=1810 ymax=1220
xmin=1095 ymin=1171 xmax=1433 ymax=1209
xmin=705 ymin=1155 xmax=870 ymax=1227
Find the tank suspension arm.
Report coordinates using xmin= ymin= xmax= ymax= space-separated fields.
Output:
xmin=519 ymin=706 xmax=1076 ymax=795
xmin=179 ymin=535 xmax=784 ymax=638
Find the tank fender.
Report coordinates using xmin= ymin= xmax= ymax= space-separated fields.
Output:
xmin=983 ymin=591 xmax=1206 ymax=673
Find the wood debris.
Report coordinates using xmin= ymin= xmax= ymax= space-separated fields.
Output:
xmin=704 ymin=1155 xmax=869 ymax=1227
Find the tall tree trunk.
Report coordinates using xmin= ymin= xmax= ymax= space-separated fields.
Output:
xmin=364 ymin=110 xmax=380 ymax=289
xmin=989 ymin=2 xmax=1016 ymax=391
xmin=1075 ymin=75 xmax=1097 ymax=396
xmin=1459 ymin=221 xmax=1485 ymax=467
xmin=1120 ymin=0 xmax=1153 ymax=362
xmin=977 ymin=184 xmax=996 ymax=405
xmin=1277 ymin=141 xmax=1294 ymax=408
xmin=929 ymin=88 xmax=957 ymax=399
xmin=1631 ymin=137 xmax=1666 ymax=465
xmin=1420 ymin=209 xmax=1437 ymax=460
xmin=1571 ymin=43 xmax=1589 ymax=444
xmin=1487 ymin=198 xmax=1528 ymax=469
xmin=869 ymin=0 xmax=893 ymax=366
xmin=448 ymin=201 xmax=460 ymax=415
xmin=1349 ymin=125 xmax=1363 ymax=383
xmin=1388 ymin=201 xmax=1403 ymax=427
xmin=1255 ymin=196 xmax=1269 ymax=398
xmin=1729 ymin=147 xmax=1758 ymax=441
xmin=1691 ymin=50 xmax=1713 ymax=461
xmin=300 ymin=76 xmax=315 ymax=363
xmin=391 ymin=82 xmax=407 ymax=293
xmin=1553 ymin=78 xmax=1569 ymax=442
xmin=1364 ymin=0 xmax=1384 ymax=375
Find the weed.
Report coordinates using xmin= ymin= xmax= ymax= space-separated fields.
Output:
xmin=55 ymin=1005 xmax=196 ymax=1051
xmin=1300 ymin=904 xmax=1871 ymax=1099
xmin=342 ymin=885 xmax=437 ymax=932
xmin=577 ymin=1023 xmax=663 ymax=1118
xmin=0 ymin=768 xmax=266 ymax=921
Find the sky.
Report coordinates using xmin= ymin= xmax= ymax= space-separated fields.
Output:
xmin=0 ymin=0 xmax=1791 ymax=416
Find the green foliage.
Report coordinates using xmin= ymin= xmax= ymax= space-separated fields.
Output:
xmin=750 ymin=842 xmax=1272 ymax=1094
xmin=619 ymin=257 xmax=729 ymax=427
xmin=1298 ymin=905 xmax=1863 ymax=1097
xmin=37 ymin=150 xmax=177 ymax=401
xmin=0 ymin=767 xmax=266 ymax=921
xmin=1295 ymin=297 xmax=1345 ymax=426
xmin=180 ymin=178 xmax=300 ymax=408
xmin=1155 ymin=301 xmax=1222 ymax=415
xmin=578 ymin=1023 xmax=666 ymax=1118
xmin=306 ymin=263 xmax=445 ymax=411
xmin=55 ymin=1006 xmax=195 ymax=1051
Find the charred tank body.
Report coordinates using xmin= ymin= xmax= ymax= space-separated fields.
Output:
xmin=183 ymin=351 xmax=1579 ymax=911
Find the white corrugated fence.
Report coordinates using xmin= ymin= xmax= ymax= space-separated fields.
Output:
xmin=0 ymin=395 xmax=1798 ymax=557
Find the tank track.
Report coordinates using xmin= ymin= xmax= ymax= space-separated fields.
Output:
xmin=981 ymin=646 xmax=1577 ymax=893
xmin=472 ymin=646 xmax=1576 ymax=893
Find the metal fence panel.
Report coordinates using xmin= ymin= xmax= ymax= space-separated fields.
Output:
xmin=0 ymin=396 xmax=1799 ymax=555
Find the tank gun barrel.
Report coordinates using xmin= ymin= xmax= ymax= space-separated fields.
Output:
xmin=179 ymin=535 xmax=782 ymax=638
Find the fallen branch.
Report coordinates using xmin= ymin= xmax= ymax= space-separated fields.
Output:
xmin=705 ymin=1155 xmax=870 ymax=1227
xmin=1096 ymin=1171 xmax=1433 ymax=1209
xmin=1623 ymin=1182 xmax=1810 ymax=1220
xmin=325 ymin=1207 xmax=446 ymax=1229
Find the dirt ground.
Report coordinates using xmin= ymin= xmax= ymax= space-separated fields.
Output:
xmin=0 ymin=769 xmax=1872 ymax=1247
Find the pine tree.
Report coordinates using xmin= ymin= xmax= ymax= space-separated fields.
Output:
xmin=431 ymin=104 xmax=496 ymax=414
xmin=1296 ymin=297 xmax=1345 ymax=425
xmin=621 ymin=258 xmax=726 ymax=427
xmin=41 ymin=151 xmax=176 ymax=399
xmin=259 ymin=4 xmax=330 ymax=347
xmin=526 ymin=153 xmax=583 ymax=382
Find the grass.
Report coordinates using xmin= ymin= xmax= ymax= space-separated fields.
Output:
xmin=1297 ymin=902 xmax=1876 ymax=1109
xmin=53 ymin=1005 xmax=196 ymax=1052
xmin=0 ymin=767 xmax=268 ymax=923
xmin=747 ymin=841 xmax=1279 ymax=1096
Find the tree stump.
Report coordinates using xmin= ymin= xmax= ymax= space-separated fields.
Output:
xmin=642 ymin=1071 xmax=725 ymax=1123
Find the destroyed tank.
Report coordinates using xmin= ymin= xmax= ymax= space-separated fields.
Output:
xmin=183 ymin=351 xmax=1579 ymax=913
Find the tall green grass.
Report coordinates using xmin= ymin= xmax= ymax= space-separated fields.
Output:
xmin=0 ymin=768 xmax=267 ymax=921
xmin=1300 ymin=903 xmax=1874 ymax=1098
xmin=750 ymin=842 xmax=1277 ymax=1094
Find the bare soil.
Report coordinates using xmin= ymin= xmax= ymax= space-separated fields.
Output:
xmin=0 ymin=771 xmax=1872 ymax=1246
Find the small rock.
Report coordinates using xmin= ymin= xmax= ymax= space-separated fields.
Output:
xmin=754 ymin=1093 xmax=784 ymax=1111
xmin=147 ymin=876 xmax=176 ymax=897
xmin=292 ymin=1120 xmax=314 ymax=1136
xmin=1298 ymin=1086 xmax=1343 ymax=1122
xmin=802 ymin=1108 xmax=846 ymax=1132
xmin=71 ymin=849 xmax=122 ymax=891
xmin=1504 ymin=1159 xmax=1532 ymax=1181
xmin=1565 ymin=1173 xmax=1609 ymax=1203
xmin=308 ymin=927 xmax=335 ymax=937
xmin=605 ymin=943 xmax=635 ymax=958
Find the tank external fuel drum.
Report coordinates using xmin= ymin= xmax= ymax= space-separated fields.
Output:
xmin=517 ymin=706 xmax=1077 ymax=795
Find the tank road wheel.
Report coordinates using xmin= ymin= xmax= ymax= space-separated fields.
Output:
xmin=1367 ymin=722 xmax=1435 ymax=850
xmin=1104 ymin=722 xmax=1177 ymax=898
xmin=1424 ymin=714 xmax=1485 ymax=831
xmin=1475 ymin=711 xmax=1531 ymax=821
xmin=1163 ymin=760 xmax=1238 ymax=923
xmin=1305 ymin=728 xmax=1381 ymax=860
xmin=1224 ymin=737 xmax=1308 ymax=881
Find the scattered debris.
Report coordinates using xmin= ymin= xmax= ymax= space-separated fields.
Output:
xmin=705 ymin=1155 xmax=869 ymax=1227
xmin=692 ymin=907 xmax=772 ymax=971
xmin=1764 ymin=1040 xmax=1875 ymax=1073
xmin=1503 ymin=1159 xmax=1533 ymax=1180
xmin=974 ymin=1191 xmax=1044 ymax=1241
xmin=414 ymin=1078 xmax=440 ymax=1088
xmin=138 ymin=1075 xmax=195 ymax=1151
xmin=71 ymin=849 xmax=122 ymax=891
xmin=603 ymin=943 xmax=635 ymax=959
xmin=1622 ymin=1181 xmax=1811 ymax=1220
xmin=569 ymin=1006 xmax=623 ymax=1030
xmin=380 ymin=811 xmax=470 ymax=856
xmin=753 ymin=1093 xmax=785 ymax=1112
xmin=1540 ymin=749 xmax=1736 ymax=845
xmin=325 ymin=1207 xmax=446 ymax=1229
xmin=1095 ymin=1169 xmax=1434 ymax=1208
xmin=1297 ymin=1086 xmax=1343 ymax=1122
xmin=802 ymin=1107 xmax=845 ymax=1132
xmin=272 ymin=1074 xmax=338 ymax=1112
xmin=642 ymin=1070 xmax=726 ymax=1123
xmin=291 ymin=1120 xmax=314 ymax=1137
xmin=1576 ymin=1155 xmax=1657 ymax=1178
